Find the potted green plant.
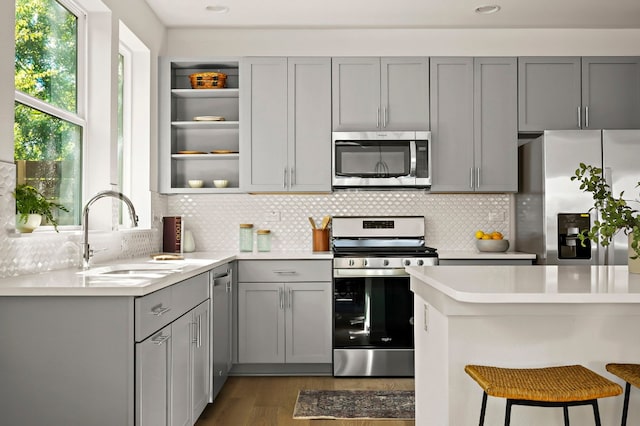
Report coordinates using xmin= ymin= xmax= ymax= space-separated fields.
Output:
xmin=12 ymin=184 xmax=69 ymax=233
xmin=571 ymin=163 xmax=640 ymax=272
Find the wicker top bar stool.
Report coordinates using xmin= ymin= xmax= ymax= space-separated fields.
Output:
xmin=606 ymin=363 xmax=640 ymax=426
xmin=465 ymin=364 xmax=623 ymax=426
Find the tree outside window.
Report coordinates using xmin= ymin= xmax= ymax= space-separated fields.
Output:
xmin=14 ymin=0 xmax=83 ymax=227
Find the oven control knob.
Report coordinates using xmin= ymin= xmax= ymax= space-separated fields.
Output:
xmin=417 ymin=259 xmax=424 ymax=266
xmin=348 ymin=259 xmax=355 ymax=267
xmin=383 ymin=259 xmax=389 ymax=266
xmin=404 ymin=259 xmax=411 ymax=266
xmin=363 ymin=259 xmax=368 ymax=267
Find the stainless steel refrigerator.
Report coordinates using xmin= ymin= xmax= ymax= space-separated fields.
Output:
xmin=516 ymin=130 xmax=640 ymax=265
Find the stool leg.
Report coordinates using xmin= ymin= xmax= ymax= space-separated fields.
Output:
xmin=591 ymin=400 xmax=602 ymax=426
xmin=504 ymin=399 xmax=513 ymax=426
xmin=621 ymin=382 xmax=631 ymax=426
xmin=563 ymin=405 xmax=570 ymax=426
xmin=479 ymin=392 xmax=488 ymax=426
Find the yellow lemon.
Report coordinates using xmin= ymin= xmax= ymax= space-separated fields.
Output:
xmin=475 ymin=230 xmax=485 ymax=239
xmin=481 ymin=234 xmax=491 ymax=240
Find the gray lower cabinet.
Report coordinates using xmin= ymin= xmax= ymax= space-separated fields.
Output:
xmin=240 ymin=57 xmax=331 ymax=192
xmin=237 ymin=260 xmax=332 ymax=365
xmin=210 ymin=263 xmax=233 ymax=400
xmin=331 ymin=57 xmax=430 ymax=131
xmin=430 ymin=57 xmax=517 ymax=192
xmin=135 ymin=274 xmax=210 ymax=426
xmin=518 ymin=56 xmax=640 ymax=131
xmin=0 ymin=272 xmax=211 ymax=426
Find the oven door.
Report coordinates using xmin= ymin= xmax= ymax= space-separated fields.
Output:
xmin=333 ymin=269 xmax=414 ymax=349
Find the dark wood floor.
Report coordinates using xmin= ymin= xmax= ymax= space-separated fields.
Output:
xmin=195 ymin=376 xmax=415 ymax=426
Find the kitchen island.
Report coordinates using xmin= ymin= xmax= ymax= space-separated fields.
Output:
xmin=407 ymin=265 xmax=640 ymax=426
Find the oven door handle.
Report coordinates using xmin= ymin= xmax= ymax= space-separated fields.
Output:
xmin=334 ymin=268 xmax=409 ymax=277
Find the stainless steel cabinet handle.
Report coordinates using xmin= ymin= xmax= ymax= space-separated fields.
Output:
xmin=577 ymin=106 xmax=582 ymax=128
xmin=152 ymin=334 xmax=170 ymax=345
xmin=476 ymin=167 xmax=481 ymax=188
xmin=197 ymin=314 xmax=202 ymax=348
xmin=273 ymin=270 xmax=297 ymax=275
xmin=383 ymin=107 xmax=388 ymax=128
xmin=585 ymin=106 xmax=590 ymax=128
xmin=279 ymin=287 xmax=284 ymax=310
xmin=283 ymin=168 xmax=287 ymax=188
xmin=288 ymin=287 xmax=292 ymax=309
xmin=377 ymin=107 xmax=380 ymax=128
xmin=289 ymin=167 xmax=294 ymax=187
xmin=192 ymin=321 xmax=199 ymax=344
xmin=150 ymin=305 xmax=171 ymax=316
xmin=469 ymin=168 xmax=474 ymax=189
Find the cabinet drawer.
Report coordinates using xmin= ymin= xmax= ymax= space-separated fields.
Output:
xmin=238 ymin=260 xmax=331 ymax=282
xmin=135 ymin=272 xmax=209 ymax=341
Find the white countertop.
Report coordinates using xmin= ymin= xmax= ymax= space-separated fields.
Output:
xmin=407 ymin=264 xmax=640 ymax=304
xmin=437 ymin=250 xmax=536 ymax=260
xmin=0 ymin=250 xmax=332 ymax=297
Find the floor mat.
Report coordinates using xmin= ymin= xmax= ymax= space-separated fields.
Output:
xmin=292 ymin=389 xmax=415 ymax=420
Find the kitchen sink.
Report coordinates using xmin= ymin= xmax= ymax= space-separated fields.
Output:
xmin=79 ymin=262 xmax=189 ymax=279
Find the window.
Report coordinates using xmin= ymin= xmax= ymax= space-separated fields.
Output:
xmin=14 ymin=0 xmax=85 ymax=227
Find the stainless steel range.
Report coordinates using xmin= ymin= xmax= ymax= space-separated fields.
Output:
xmin=331 ymin=216 xmax=438 ymax=377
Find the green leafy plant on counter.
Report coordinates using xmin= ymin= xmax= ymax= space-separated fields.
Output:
xmin=571 ymin=163 xmax=640 ymax=259
xmin=12 ymin=184 xmax=69 ymax=232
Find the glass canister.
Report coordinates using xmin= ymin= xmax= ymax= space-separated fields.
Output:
xmin=239 ymin=224 xmax=254 ymax=252
xmin=257 ymin=229 xmax=271 ymax=252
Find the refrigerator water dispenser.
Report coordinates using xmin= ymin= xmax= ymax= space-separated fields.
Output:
xmin=558 ymin=213 xmax=591 ymax=259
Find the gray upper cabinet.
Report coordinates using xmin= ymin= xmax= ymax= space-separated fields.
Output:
xmin=519 ymin=56 xmax=640 ymax=131
xmin=240 ymin=57 xmax=331 ymax=192
xmin=332 ymin=57 xmax=429 ymax=131
xmin=430 ymin=57 xmax=517 ymax=192
xmin=582 ymin=57 xmax=640 ymax=129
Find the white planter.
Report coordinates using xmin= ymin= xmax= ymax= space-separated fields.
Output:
xmin=16 ymin=213 xmax=42 ymax=233
xmin=629 ymin=233 xmax=640 ymax=274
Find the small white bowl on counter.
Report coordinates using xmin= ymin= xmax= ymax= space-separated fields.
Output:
xmin=213 ymin=179 xmax=228 ymax=188
xmin=476 ymin=239 xmax=510 ymax=252
xmin=188 ymin=180 xmax=204 ymax=188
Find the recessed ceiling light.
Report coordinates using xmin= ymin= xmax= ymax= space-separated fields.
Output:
xmin=206 ymin=5 xmax=229 ymax=14
xmin=475 ymin=5 xmax=501 ymax=14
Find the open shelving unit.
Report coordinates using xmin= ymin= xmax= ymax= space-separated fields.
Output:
xmin=159 ymin=57 xmax=242 ymax=193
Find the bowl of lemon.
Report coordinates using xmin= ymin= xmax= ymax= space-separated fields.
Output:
xmin=475 ymin=230 xmax=509 ymax=252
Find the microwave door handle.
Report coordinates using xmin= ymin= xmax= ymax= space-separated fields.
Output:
xmin=409 ymin=141 xmax=417 ymax=177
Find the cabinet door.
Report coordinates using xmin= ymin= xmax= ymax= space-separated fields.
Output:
xmin=240 ymin=57 xmax=288 ymax=191
xmin=332 ymin=57 xmax=381 ymax=131
xmin=238 ymin=282 xmax=285 ymax=363
xmin=429 ymin=57 xmax=474 ymax=192
xmin=381 ymin=57 xmax=430 ymax=131
xmin=212 ymin=271 xmax=231 ymax=399
xmin=518 ymin=57 xmax=581 ymax=131
xmin=285 ymin=282 xmax=332 ymax=363
xmin=287 ymin=57 xmax=332 ymax=192
xmin=136 ymin=327 xmax=171 ymax=426
xmin=170 ymin=313 xmax=192 ymax=426
xmin=582 ymin=57 xmax=640 ymax=129
xmin=474 ymin=57 xmax=518 ymax=192
xmin=191 ymin=301 xmax=210 ymax=421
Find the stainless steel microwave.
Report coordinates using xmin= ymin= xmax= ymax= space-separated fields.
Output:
xmin=332 ymin=131 xmax=432 ymax=189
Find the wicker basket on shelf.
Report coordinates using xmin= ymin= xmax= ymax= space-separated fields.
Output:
xmin=189 ymin=72 xmax=227 ymax=89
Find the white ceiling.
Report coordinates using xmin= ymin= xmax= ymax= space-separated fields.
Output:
xmin=145 ymin=0 xmax=640 ymax=29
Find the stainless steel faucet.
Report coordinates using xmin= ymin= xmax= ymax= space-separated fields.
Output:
xmin=82 ymin=190 xmax=139 ymax=269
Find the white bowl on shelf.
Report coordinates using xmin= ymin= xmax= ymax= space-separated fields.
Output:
xmin=213 ymin=179 xmax=229 ymax=188
xmin=188 ymin=180 xmax=204 ymax=188
xmin=476 ymin=239 xmax=509 ymax=252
